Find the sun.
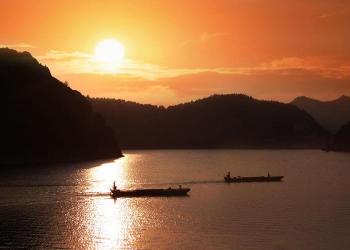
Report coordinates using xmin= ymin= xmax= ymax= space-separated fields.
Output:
xmin=94 ymin=39 xmax=125 ymax=64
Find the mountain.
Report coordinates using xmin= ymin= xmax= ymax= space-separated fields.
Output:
xmin=333 ymin=121 xmax=350 ymax=152
xmin=291 ymin=96 xmax=350 ymax=133
xmin=0 ymin=48 xmax=122 ymax=165
xmin=91 ymin=94 xmax=327 ymax=149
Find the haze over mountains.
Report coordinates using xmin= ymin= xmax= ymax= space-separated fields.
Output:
xmin=0 ymin=48 xmax=122 ymax=165
xmin=291 ymin=96 xmax=350 ymax=133
xmin=91 ymin=95 xmax=326 ymax=149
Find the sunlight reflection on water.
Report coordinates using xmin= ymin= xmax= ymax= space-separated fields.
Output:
xmin=88 ymin=198 xmax=134 ymax=249
xmin=85 ymin=154 xmax=151 ymax=249
xmin=1 ymin=150 xmax=350 ymax=249
xmin=87 ymin=154 xmax=138 ymax=192
xmin=86 ymin=156 xmax=132 ymax=249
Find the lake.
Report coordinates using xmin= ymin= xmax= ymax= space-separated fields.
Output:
xmin=1 ymin=150 xmax=350 ymax=249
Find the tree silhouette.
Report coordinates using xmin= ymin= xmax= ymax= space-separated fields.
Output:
xmin=91 ymin=94 xmax=327 ymax=149
xmin=0 ymin=48 xmax=122 ymax=165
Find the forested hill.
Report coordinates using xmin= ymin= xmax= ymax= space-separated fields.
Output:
xmin=334 ymin=121 xmax=350 ymax=152
xmin=0 ymin=48 xmax=122 ymax=165
xmin=291 ymin=96 xmax=350 ymax=133
xmin=91 ymin=94 xmax=327 ymax=149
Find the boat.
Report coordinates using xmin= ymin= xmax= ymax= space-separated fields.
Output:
xmin=110 ymin=182 xmax=190 ymax=198
xmin=321 ymin=147 xmax=330 ymax=152
xmin=224 ymin=172 xmax=284 ymax=183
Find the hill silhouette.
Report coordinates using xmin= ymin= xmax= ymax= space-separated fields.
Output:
xmin=334 ymin=121 xmax=350 ymax=152
xmin=291 ymin=96 xmax=350 ymax=133
xmin=0 ymin=48 xmax=122 ymax=165
xmin=91 ymin=94 xmax=327 ymax=149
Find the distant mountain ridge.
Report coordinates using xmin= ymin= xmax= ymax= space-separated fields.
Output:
xmin=0 ymin=48 xmax=122 ymax=165
xmin=91 ymin=94 xmax=327 ymax=149
xmin=291 ymin=95 xmax=350 ymax=133
xmin=334 ymin=121 xmax=350 ymax=152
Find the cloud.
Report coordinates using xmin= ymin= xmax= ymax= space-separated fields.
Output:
xmin=200 ymin=32 xmax=230 ymax=43
xmin=160 ymin=69 xmax=350 ymax=102
xmin=38 ymin=49 xmax=350 ymax=81
xmin=33 ymin=49 xmax=350 ymax=105
xmin=59 ymin=67 xmax=350 ymax=106
xmin=0 ymin=43 xmax=34 ymax=49
xmin=37 ymin=49 xmax=239 ymax=79
xmin=317 ymin=10 xmax=345 ymax=19
xmin=38 ymin=50 xmax=90 ymax=61
xmin=259 ymin=56 xmax=350 ymax=79
xmin=180 ymin=32 xmax=230 ymax=47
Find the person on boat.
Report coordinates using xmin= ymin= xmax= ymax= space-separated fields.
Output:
xmin=112 ymin=181 xmax=117 ymax=191
xmin=268 ymin=172 xmax=270 ymax=177
xmin=179 ymin=185 xmax=182 ymax=189
xmin=227 ymin=171 xmax=231 ymax=178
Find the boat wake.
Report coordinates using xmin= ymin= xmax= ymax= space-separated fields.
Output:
xmin=0 ymin=184 xmax=80 ymax=188
xmin=151 ymin=180 xmax=223 ymax=186
xmin=81 ymin=192 xmax=111 ymax=197
xmin=82 ymin=180 xmax=223 ymax=197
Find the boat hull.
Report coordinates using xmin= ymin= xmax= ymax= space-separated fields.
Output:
xmin=111 ymin=188 xmax=190 ymax=198
xmin=224 ymin=176 xmax=284 ymax=183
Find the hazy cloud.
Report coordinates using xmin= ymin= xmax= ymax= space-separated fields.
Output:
xmin=38 ymin=50 xmax=90 ymax=61
xmin=317 ymin=9 xmax=345 ymax=19
xmin=59 ymin=68 xmax=350 ymax=106
xmin=38 ymin=50 xmax=350 ymax=82
xmin=37 ymin=50 xmax=237 ymax=79
xmin=0 ymin=43 xmax=34 ymax=49
xmin=180 ymin=32 xmax=230 ymax=47
xmin=200 ymin=32 xmax=230 ymax=43
xmin=33 ymin=49 xmax=350 ymax=105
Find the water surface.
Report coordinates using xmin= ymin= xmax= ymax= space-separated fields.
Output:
xmin=1 ymin=150 xmax=350 ymax=249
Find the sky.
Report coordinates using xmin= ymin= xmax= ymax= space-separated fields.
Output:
xmin=1 ymin=0 xmax=350 ymax=105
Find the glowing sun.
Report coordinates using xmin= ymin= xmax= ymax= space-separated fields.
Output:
xmin=95 ymin=39 xmax=125 ymax=64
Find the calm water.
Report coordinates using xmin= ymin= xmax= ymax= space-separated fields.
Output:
xmin=0 ymin=150 xmax=350 ymax=249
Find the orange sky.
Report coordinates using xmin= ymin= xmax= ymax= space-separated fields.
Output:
xmin=1 ymin=0 xmax=350 ymax=105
